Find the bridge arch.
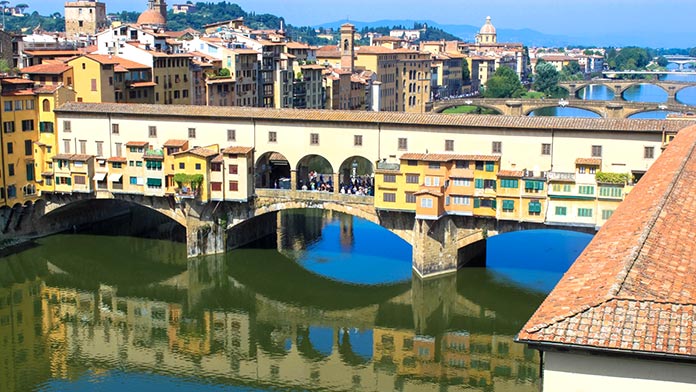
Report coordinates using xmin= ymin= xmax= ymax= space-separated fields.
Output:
xmin=338 ymin=155 xmax=373 ymax=190
xmin=39 ymin=196 xmax=187 ymax=229
xmin=616 ymin=82 xmax=668 ymax=101
xmin=433 ymin=102 xmax=505 ymax=114
xmin=675 ymin=86 xmax=696 ymax=105
xmin=574 ymin=83 xmax=616 ymax=100
xmin=524 ymin=105 xmax=604 ymax=118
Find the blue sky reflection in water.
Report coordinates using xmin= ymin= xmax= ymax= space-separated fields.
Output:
xmin=486 ymin=229 xmax=593 ymax=293
xmin=292 ymin=217 xmax=413 ymax=285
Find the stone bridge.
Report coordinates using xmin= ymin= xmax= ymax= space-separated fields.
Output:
xmin=431 ymin=97 xmax=696 ymax=118
xmin=558 ymin=79 xmax=696 ymax=102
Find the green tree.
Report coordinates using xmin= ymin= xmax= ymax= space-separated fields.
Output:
xmin=483 ymin=66 xmax=524 ymax=98
xmin=533 ymin=62 xmax=560 ymax=96
xmin=462 ymin=58 xmax=470 ymax=84
xmin=690 ymin=48 xmax=696 ymax=58
xmin=656 ymin=56 xmax=669 ymax=67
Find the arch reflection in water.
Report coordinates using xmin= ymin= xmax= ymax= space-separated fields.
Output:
xmin=528 ymin=106 xmax=602 ymax=118
xmin=0 ymin=209 xmax=577 ymax=392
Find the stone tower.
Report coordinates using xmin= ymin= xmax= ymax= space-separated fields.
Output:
xmin=340 ymin=23 xmax=355 ymax=71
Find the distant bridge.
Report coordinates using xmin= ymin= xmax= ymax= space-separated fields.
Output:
xmin=559 ymin=79 xmax=696 ymax=102
xmin=431 ymin=97 xmax=696 ymax=118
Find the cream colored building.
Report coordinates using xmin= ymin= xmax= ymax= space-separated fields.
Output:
xmin=64 ymin=0 xmax=108 ymax=40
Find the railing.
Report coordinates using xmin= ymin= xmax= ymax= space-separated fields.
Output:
xmin=377 ymin=162 xmax=400 ymax=171
xmin=547 ymin=172 xmax=576 ymax=182
xmin=256 ymin=188 xmax=374 ymax=205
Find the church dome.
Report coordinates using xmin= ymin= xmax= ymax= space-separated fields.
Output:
xmin=479 ymin=16 xmax=496 ymax=35
xmin=137 ymin=9 xmax=166 ymax=26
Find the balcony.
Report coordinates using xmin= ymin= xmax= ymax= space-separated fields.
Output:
xmin=546 ymin=171 xmax=575 ymax=182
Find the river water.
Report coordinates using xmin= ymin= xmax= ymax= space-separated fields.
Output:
xmin=0 ymin=209 xmax=592 ymax=392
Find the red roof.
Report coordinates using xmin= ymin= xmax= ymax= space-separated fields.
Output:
xmin=163 ymin=139 xmax=188 ymax=148
xmin=221 ymin=146 xmax=253 ymax=155
xmin=125 ymin=141 xmax=149 ymax=147
xmin=400 ymin=153 xmax=501 ymax=162
xmin=21 ymin=63 xmax=71 ymax=75
xmin=518 ymin=125 xmax=696 ymax=359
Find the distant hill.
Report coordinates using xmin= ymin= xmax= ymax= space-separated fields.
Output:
xmin=317 ymin=19 xmax=695 ymax=48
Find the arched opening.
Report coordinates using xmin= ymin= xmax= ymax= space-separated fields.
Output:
xmin=42 ymin=99 xmax=50 ymax=112
xmin=575 ymin=84 xmax=615 ymax=100
xmin=441 ymin=105 xmax=502 ymax=115
xmin=255 ymin=151 xmax=290 ymax=189
xmin=675 ymin=86 xmax=696 ymax=106
xmin=296 ymin=326 xmax=331 ymax=361
xmin=296 ymin=154 xmax=333 ymax=191
xmin=527 ymin=106 xmax=602 ymax=118
xmin=338 ymin=328 xmax=373 ymax=365
xmin=621 ymin=83 xmax=667 ymax=102
xmin=338 ymin=156 xmax=373 ymax=195
xmin=627 ymin=110 xmax=676 ymax=120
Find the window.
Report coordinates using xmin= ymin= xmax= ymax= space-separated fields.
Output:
xmin=445 ymin=139 xmax=454 ymax=151
xmin=3 ymin=101 xmax=11 ymax=111
xmin=211 ymin=182 xmax=222 ymax=191
xmin=74 ymin=175 xmax=86 ymax=185
xmin=455 ymin=160 xmax=468 ymax=169
xmin=148 ymin=126 xmax=157 ymax=137
xmin=475 ymin=178 xmax=484 ymax=189
xmin=90 ymin=78 xmax=97 ymax=91
xmin=112 ymin=123 xmax=119 ymax=134
xmin=211 ymin=163 xmax=221 ymax=172
xmin=25 ymin=100 xmax=34 ymax=110
xmin=310 ymin=133 xmax=319 ymax=145
xmin=602 ymin=209 xmax=614 ymax=220
xmin=578 ymin=185 xmax=594 ymax=195
xmin=179 ymin=162 xmax=185 ymax=169
xmin=578 ymin=166 xmax=586 ymax=174
xmin=428 ymin=162 xmax=440 ymax=169
xmin=188 ymin=128 xmax=196 ymax=138
xmin=42 ymin=99 xmax=50 ymax=111
xmin=6 ymin=142 xmax=12 ymax=154
xmin=79 ymin=140 xmax=86 ymax=154
xmin=96 ymin=141 xmax=103 ymax=156
xmin=500 ymin=179 xmax=518 ymax=188
xmin=112 ymin=162 xmax=122 ymax=169
xmin=599 ymin=186 xmax=622 ymax=198
xmin=354 ymin=135 xmax=363 ymax=146
xmin=130 ymin=176 xmax=138 ymax=185
xmin=483 ymin=179 xmax=496 ymax=189
xmin=591 ymin=145 xmax=602 ymax=157
xmin=24 ymin=140 xmax=31 ymax=156
xmin=268 ymin=131 xmax=277 ymax=142
xmin=492 ymin=141 xmax=502 ymax=154
xmin=21 ymin=120 xmax=33 ymax=131
xmin=383 ymin=192 xmax=396 ymax=202
xmin=485 ymin=162 xmax=495 ymax=172
xmin=502 ymin=200 xmax=514 ymax=212
xmin=3 ymin=121 xmax=14 ymax=133
xmin=8 ymin=163 xmax=14 ymax=176
xmin=525 ymin=180 xmax=544 ymax=192
xmin=228 ymin=164 xmax=238 ymax=175
xmin=14 ymin=100 xmax=21 ymax=110
xmin=452 ymin=196 xmax=470 ymax=205
xmin=424 ymin=176 xmax=440 ymax=186
xmin=229 ymin=181 xmax=239 ymax=191
xmin=227 ymin=129 xmax=236 ymax=141
xmin=115 ymin=143 xmax=122 ymax=156
xmin=383 ymin=174 xmax=396 ymax=183
xmin=644 ymin=146 xmax=654 ymax=159
xmin=136 ymin=161 xmax=143 ymax=167
xmin=552 ymin=183 xmax=572 ymax=192
xmin=63 ymin=139 xmax=71 ymax=153
xmin=195 ymin=163 xmax=201 ymax=170
xmin=39 ymin=122 xmax=54 ymax=133
xmin=541 ymin=143 xmax=551 ymax=155
xmin=406 ymin=174 xmax=419 ymax=184
xmin=555 ymin=206 xmax=567 ymax=216
xmin=420 ymin=197 xmax=433 ymax=208
xmin=452 ymin=178 xmax=470 ymax=187
xmin=528 ymin=200 xmax=542 ymax=215
xmin=405 ymin=192 xmax=416 ymax=203
xmin=129 ymin=160 xmax=135 ymax=167
xmin=398 ymin=138 xmax=407 ymax=150
xmin=578 ymin=208 xmax=593 ymax=217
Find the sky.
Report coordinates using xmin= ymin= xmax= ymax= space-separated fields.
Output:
xmin=30 ymin=0 xmax=696 ymax=37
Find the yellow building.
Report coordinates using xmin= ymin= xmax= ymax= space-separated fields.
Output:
xmin=50 ymin=154 xmax=94 ymax=194
xmin=354 ymin=46 xmax=398 ymax=111
xmin=124 ymin=141 xmax=149 ymax=194
xmin=472 ymin=156 xmax=500 ymax=217
xmin=152 ymin=53 xmax=194 ymax=105
xmin=162 ymin=139 xmax=189 ymax=193
xmin=20 ymin=62 xmax=75 ymax=88
xmin=497 ymin=170 xmax=523 ymax=221
xmin=395 ymin=49 xmax=431 ymax=113
xmin=172 ymin=145 xmax=220 ymax=201
xmin=68 ymin=54 xmax=118 ymax=103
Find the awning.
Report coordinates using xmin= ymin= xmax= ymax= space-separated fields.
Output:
xmin=93 ymin=172 xmax=107 ymax=181
xmin=109 ymin=173 xmax=123 ymax=182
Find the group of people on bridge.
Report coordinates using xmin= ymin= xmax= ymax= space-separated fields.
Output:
xmin=339 ymin=176 xmax=374 ymax=196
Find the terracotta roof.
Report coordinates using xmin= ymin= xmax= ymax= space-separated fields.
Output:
xmin=112 ymin=57 xmax=150 ymax=70
xmin=129 ymin=81 xmax=157 ymax=88
xmin=497 ymin=170 xmax=524 ymax=178
xmin=268 ymin=152 xmax=287 ymax=161
xmin=107 ymin=156 xmax=127 ymax=163
xmin=52 ymin=153 xmax=73 ymax=160
xmin=82 ymin=54 xmax=121 ymax=65
xmin=286 ymin=42 xmax=310 ymax=49
xmin=414 ymin=189 xmax=443 ymax=197
xmin=125 ymin=141 xmax=149 ymax=147
xmin=575 ymin=157 xmax=601 ymax=165
xmin=400 ymin=153 xmax=501 ymax=162
xmin=173 ymin=147 xmax=218 ymax=158
xmin=69 ymin=154 xmax=92 ymax=161
xmin=24 ymin=50 xmax=82 ymax=56
xmin=517 ymin=125 xmax=696 ymax=359
xmin=221 ymin=146 xmax=253 ymax=155
xmin=231 ymin=49 xmax=259 ymax=55
xmin=211 ymin=154 xmax=224 ymax=163
xmin=21 ymin=63 xmax=71 ymax=74
xmin=54 ymin=103 xmax=696 ymax=134
xmin=1 ymin=78 xmax=33 ymax=85
xmin=163 ymin=139 xmax=188 ymax=147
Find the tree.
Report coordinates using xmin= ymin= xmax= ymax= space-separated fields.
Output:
xmin=690 ymin=47 xmax=696 ymax=58
xmin=483 ymin=66 xmax=524 ymax=99
xmin=461 ymin=59 xmax=470 ymax=84
xmin=656 ymin=56 xmax=669 ymax=67
xmin=533 ymin=62 xmax=560 ymax=96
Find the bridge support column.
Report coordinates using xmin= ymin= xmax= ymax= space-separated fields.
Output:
xmin=332 ymin=172 xmax=339 ymax=193
xmin=291 ymin=170 xmax=297 ymax=190
xmin=186 ymin=207 xmax=225 ymax=258
xmin=412 ymin=217 xmax=459 ymax=278
xmin=411 ymin=272 xmax=456 ymax=335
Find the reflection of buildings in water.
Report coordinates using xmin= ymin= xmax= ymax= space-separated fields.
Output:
xmin=339 ymin=213 xmax=354 ymax=249
xmin=277 ymin=210 xmax=339 ymax=253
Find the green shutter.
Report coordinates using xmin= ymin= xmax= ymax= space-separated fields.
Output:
xmin=529 ymin=201 xmax=541 ymax=213
xmin=503 ymin=200 xmax=514 ymax=210
xmin=491 ymin=199 xmax=497 ymax=209
xmin=66 ymin=177 xmax=72 ymax=186
xmin=474 ymin=198 xmax=481 ymax=208
xmin=475 ymin=179 xmax=484 ymax=189
xmin=485 ymin=162 xmax=494 ymax=172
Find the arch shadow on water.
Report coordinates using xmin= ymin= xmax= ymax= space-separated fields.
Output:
xmin=628 ymin=110 xmax=675 ymax=119
xmin=576 ymin=84 xmax=615 ymax=101
xmin=621 ymin=84 xmax=667 ymax=103
xmin=527 ymin=106 xmax=602 ymax=118
xmin=675 ymin=86 xmax=696 ymax=106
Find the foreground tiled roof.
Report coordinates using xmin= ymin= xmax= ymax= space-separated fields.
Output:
xmin=173 ymin=147 xmax=218 ymax=158
xmin=517 ymin=125 xmax=696 ymax=359
xmin=21 ymin=63 xmax=71 ymax=74
xmin=221 ymin=146 xmax=253 ymax=154
xmin=55 ymin=103 xmax=693 ymax=133
xmin=163 ymin=139 xmax=188 ymax=147
xmin=401 ymin=153 xmax=501 ymax=162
